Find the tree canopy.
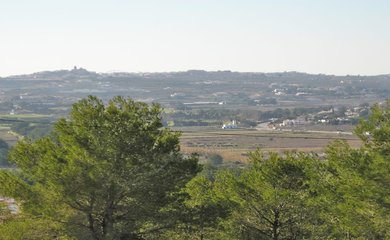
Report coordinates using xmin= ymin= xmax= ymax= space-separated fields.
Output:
xmin=1 ymin=97 xmax=389 ymax=239
xmin=211 ymin=151 xmax=319 ymax=240
xmin=1 ymin=96 xmax=200 ymax=239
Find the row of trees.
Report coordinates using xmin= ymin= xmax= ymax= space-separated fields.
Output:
xmin=0 ymin=96 xmax=389 ymax=239
xmin=10 ymin=122 xmax=52 ymax=140
xmin=179 ymin=140 xmax=389 ymax=239
xmin=165 ymin=106 xmax=341 ymax=127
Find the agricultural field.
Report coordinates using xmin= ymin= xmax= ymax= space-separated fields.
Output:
xmin=0 ymin=129 xmax=19 ymax=146
xmin=178 ymin=127 xmax=361 ymax=163
xmin=0 ymin=114 xmax=51 ymax=119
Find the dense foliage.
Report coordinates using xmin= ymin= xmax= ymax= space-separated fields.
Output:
xmin=10 ymin=122 xmax=52 ymax=140
xmin=163 ymin=100 xmax=390 ymax=240
xmin=0 ymin=96 xmax=201 ymax=239
xmin=1 ymin=97 xmax=389 ymax=239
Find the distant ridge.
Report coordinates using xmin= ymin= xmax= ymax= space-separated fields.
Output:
xmin=1 ymin=67 xmax=390 ymax=80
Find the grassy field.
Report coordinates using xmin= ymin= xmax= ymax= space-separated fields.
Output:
xmin=178 ymin=127 xmax=361 ymax=163
xmin=0 ymin=114 xmax=51 ymax=119
xmin=0 ymin=130 xmax=20 ymax=146
xmin=0 ymin=123 xmax=362 ymax=164
xmin=0 ymin=124 xmax=11 ymax=131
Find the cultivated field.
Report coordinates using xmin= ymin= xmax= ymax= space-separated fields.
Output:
xmin=178 ymin=127 xmax=361 ymax=163
xmin=0 ymin=114 xmax=51 ymax=119
xmin=0 ymin=130 xmax=20 ymax=146
xmin=0 ymin=123 xmax=362 ymax=164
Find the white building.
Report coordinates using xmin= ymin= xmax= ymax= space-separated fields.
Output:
xmin=222 ymin=120 xmax=238 ymax=129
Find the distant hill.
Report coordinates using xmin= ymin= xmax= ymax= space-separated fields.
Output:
xmin=2 ymin=67 xmax=100 ymax=80
xmin=0 ymin=68 xmax=389 ymax=117
xmin=2 ymin=67 xmax=389 ymax=81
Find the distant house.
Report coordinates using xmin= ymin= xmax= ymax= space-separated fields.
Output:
xmin=318 ymin=119 xmax=329 ymax=124
xmin=280 ymin=119 xmax=307 ymax=127
xmin=222 ymin=120 xmax=238 ymax=129
xmin=170 ymin=92 xmax=186 ymax=98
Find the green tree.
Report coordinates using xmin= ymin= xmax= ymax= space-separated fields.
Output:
xmin=316 ymin=141 xmax=389 ymax=238
xmin=0 ymin=213 xmax=71 ymax=240
xmin=164 ymin=175 xmax=229 ymax=240
xmin=355 ymin=99 xmax=390 ymax=155
xmin=3 ymin=96 xmax=201 ymax=240
xmin=214 ymin=151 xmax=319 ymax=240
xmin=315 ymin=100 xmax=390 ymax=238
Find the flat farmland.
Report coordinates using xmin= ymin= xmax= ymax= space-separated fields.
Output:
xmin=0 ymin=130 xmax=20 ymax=146
xmin=0 ymin=114 xmax=52 ymax=119
xmin=178 ymin=127 xmax=361 ymax=163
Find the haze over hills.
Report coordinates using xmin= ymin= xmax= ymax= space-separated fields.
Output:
xmin=0 ymin=67 xmax=388 ymax=134
xmin=1 ymin=68 xmax=389 ymax=108
xmin=3 ymin=67 xmax=390 ymax=79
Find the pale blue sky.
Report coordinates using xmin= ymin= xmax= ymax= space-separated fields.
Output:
xmin=1 ymin=0 xmax=389 ymax=76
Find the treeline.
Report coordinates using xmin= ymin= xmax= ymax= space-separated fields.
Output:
xmin=166 ymin=105 xmax=370 ymax=128
xmin=165 ymin=107 xmax=331 ymax=127
xmin=175 ymin=139 xmax=389 ymax=239
xmin=0 ymin=122 xmax=51 ymax=167
xmin=0 ymin=97 xmax=389 ymax=239
xmin=0 ymin=139 xmax=10 ymax=167
xmin=10 ymin=122 xmax=52 ymax=140
xmin=169 ymin=107 xmax=327 ymax=121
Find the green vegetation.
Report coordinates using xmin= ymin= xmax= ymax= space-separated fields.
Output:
xmin=213 ymin=151 xmax=318 ymax=239
xmin=0 ymin=96 xmax=201 ymax=239
xmin=0 ymin=114 xmax=51 ymax=119
xmin=0 ymin=97 xmax=389 ymax=239
xmin=10 ymin=122 xmax=52 ymax=140
xmin=164 ymin=106 xmax=350 ymax=128
xmin=0 ymin=139 xmax=10 ymax=167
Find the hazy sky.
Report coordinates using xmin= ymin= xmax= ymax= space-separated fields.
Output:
xmin=1 ymin=0 xmax=389 ymax=76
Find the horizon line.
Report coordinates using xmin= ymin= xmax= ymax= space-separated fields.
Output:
xmin=1 ymin=67 xmax=390 ymax=78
